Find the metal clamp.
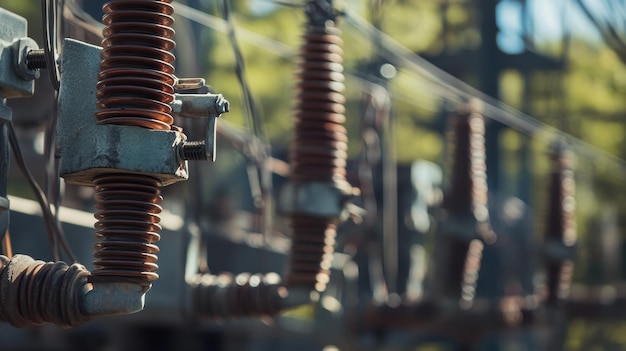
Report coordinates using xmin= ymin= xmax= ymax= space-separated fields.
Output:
xmin=57 ymin=39 xmax=189 ymax=186
xmin=171 ymin=92 xmax=230 ymax=162
xmin=0 ymin=8 xmax=36 ymax=98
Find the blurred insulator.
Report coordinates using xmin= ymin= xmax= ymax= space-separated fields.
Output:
xmin=192 ymin=1 xmax=351 ymax=319
xmin=544 ymin=142 xmax=576 ymax=305
xmin=285 ymin=8 xmax=347 ymax=293
xmin=437 ymin=102 xmax=493 ymax=303
xmin=444 ymin=103 xmax=489 ymax=220
xmin=191 ymin=272 xmax=288 ymax=318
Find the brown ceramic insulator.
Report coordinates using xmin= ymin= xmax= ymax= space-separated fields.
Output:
xmin=444 ymin=110 xmax=488 ymax=218
xmin=92 ymin=174 xmax=163 ymax=285
xmin=284 ymin=215 xmax=336 ymax=291
xmin=290 ymin=23 xmax=347 ymax=183
xmin=284 ymin=21 xmax=346 ymax=293
xmin=192 ymin=272 xmax=286 ymax=318
xmin=439 ymin=107 xmax=489 ymax=300
xmin=544 ymin=145 xmax=576 ymax=305
xmin=0 ymin=255 xmax=90 ymax=327
xmin=95 ymin=0 xmax=176 ymax=130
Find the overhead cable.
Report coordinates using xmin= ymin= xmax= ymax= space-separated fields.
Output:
xmin=341 ymin=7 xmax=626 ymax=175
xmin=172 ymin=1 xmax=295 ymax=59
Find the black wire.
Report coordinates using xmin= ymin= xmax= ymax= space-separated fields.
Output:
xmin=44 ymin=95 xmax=63 ymax=261
xmin=42 ymin=0 xmax=77 ymax=262
xmin=42 ymin=0 xmax=61 ymax=91
xmin=7 ymin=123 xmax=76 ymax=262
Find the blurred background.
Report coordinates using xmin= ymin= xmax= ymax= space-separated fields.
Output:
xmin=1 ymin=0 xmax=626 ymax=350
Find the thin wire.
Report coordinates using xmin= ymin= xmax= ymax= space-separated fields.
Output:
xmin=341 ymin=7 xmax=626 ymax=175
xmin=217 ymin=0 xmax=274 ymax=240
xmin=44 ymin=0 xmax=73 ymax=262
xmin=7 ymin=123 xmax=76 ymax=262
xmin=48 ymin=0 xmax=69 ymax=259
xmin=218 ymin=0 xmax=265 ymax=140
xmin=2 ymin=230 xmax=12 ymax=258
xmin=172 ymin=1 xmax=296 ymax=59
xmin=42 ymin=0 xmax=61 ymax=91
xmin=44 ymin=92 xmax=62 ymax=258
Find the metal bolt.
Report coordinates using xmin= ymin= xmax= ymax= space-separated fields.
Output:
xmin=13 ymin=38 xmax=41 ymax=81
xmin=179 ymin=140 xmax=209 ymax=161
xmin=26 ymin=49 xmax=47 ymax=70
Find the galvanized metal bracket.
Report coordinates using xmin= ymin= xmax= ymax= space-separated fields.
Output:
xmin=57 ymin=39 xmax=188 ymax=186
xmin=80 ymin=282 xmax=148 ymax=317
xmin=0 ymin=8 xmax=35 ymax=100
xmin=171 ymin=92 xmax=230 ymax=162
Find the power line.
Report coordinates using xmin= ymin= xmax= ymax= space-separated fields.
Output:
xmin=172 ymin=1 xmax=296 ymax=59
xmin=340 ymin=7 xmax=626 ymax=175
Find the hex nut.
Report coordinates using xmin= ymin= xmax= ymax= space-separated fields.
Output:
xmin=13 ymin=38 xmax=40 ymax=81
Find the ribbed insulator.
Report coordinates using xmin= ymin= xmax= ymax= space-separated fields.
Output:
xmin=92 ymin=1 xmax=175 ymax=286
xmin=92 ymin=174 xmax=163 ymax=285
xmin=544 ymin=145 xmax=576 ymax=305
xmin=439 ymin=106 xmax=490 ymax=300
xmin=0 ymin=255 xmax=90 ymax=327
xmin=191 ymin=272 xmax=286 ymax=318
xmin=284 ymin=216 xmax=336 ymax=291
xmin=445 ymin=109 xmax=488 ymax=218
xmin=290 ymin=23 xmax=347 ymax=183
xmin=95 ymin=0 xmax=176 ymax=130
xmin=285 ymin=19 xmax=346 ymax=293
